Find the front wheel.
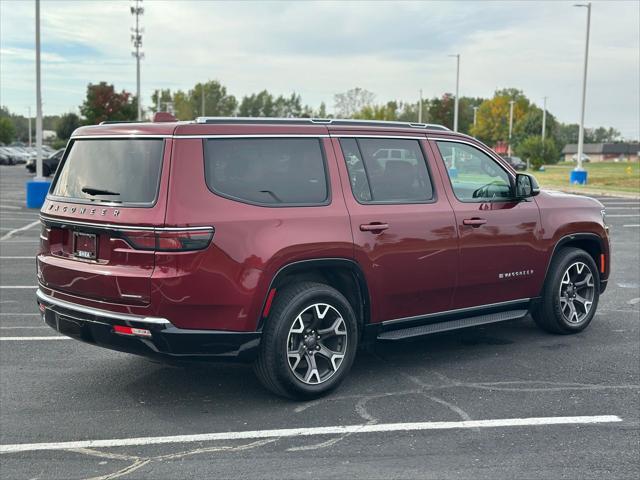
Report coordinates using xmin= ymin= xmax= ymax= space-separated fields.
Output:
xmin=254 ymin=282 xmax=359 ymax=399
xmin=532 ymin=247 xmax=600 ymax=334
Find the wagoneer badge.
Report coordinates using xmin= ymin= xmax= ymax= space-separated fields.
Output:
xmin=48 ymin=203 xmax=120 ymax=217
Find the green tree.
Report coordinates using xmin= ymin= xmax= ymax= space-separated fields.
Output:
xmin=0 ymin=117 xmax=16 ymax=144
xmin=354 ymin=101 xmax=399 ymax=121
xmin=515 ymin=136 xmax=559 ymax=168
xmin=191 ymin=80 xmax=237 ymax=117
xmin=512 ymin=108 xmax=559 ymax=148
xmin=80 ymin=82 xmax=137 ymax=125
xmin=55 ymin=113 xmax=81 ymax=140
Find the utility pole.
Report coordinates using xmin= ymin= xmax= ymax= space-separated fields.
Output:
xmin=418 ymin=89 xmax=423 ymax=123
xmin=541 ymin=96 xmax=548 ymax=142
xmin=541 ymin=96 xmax=548 ymax=161
xmin=473 ymin=106 xmax=479 ymax=127
xmin=201 ymin=83 xmax=206 ymax=116
xmin=35 ymin=0 xmax=43 ymax=180
xmin=508 ymin=100 xmax=515 ymax=157
xmin=573 ymin=2 xmax=592 ymax=183
xmin=27 ymin=107 xmax=32 ymax=148
xmin=131 ymin=0 xmax=144 ymax=121
xmin=449 ymin=54 xmax=460 ymax=132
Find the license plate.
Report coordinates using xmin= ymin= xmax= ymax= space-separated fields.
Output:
xmin=73 ymin=232 xmax=97 ymax=260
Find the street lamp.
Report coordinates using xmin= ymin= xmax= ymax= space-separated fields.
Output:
xmin=571 ymin=2 xmax=592 ymax=185
xmin=473 ymin=106 xmax=479 ymax=127
xmin=508 ymin=100 xmax=515 ymax=157
xmin=418 ymin=89 xmax=423 ymax=123
xmin=26 ymin=0 xmax=51 ymax=209
xmin=448 ymin=54 xmax=460 ymax=132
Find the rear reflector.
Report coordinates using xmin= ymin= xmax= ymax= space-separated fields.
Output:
xmin=600 ymin=254 xmax=606 ymax=274
xmin=121 ymin=228 xmax=214 ymax=252
xmin=113 ymin=325 xmax=152 ymax=337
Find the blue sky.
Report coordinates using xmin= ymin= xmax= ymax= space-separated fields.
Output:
xmin=1 ymin=0 xmax=638 ymax=139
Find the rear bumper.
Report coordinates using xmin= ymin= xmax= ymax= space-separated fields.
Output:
xmin=36 ymin=289 xmax=260 ymax=362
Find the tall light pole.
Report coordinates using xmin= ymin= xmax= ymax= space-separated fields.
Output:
xmin=27 ymin=107 xmax=32 ymax=148
xmin=473 ymin=106 xmax=479 ymax=127
xmin=35 ymin=0 xmax=43 ymax=180
xmin=508 ymin=100 xmax=515 ymax=157
xmin=449 ymin=54 xmax=460 ymax=131
xmin=572 ymin=2 xmax=592 ymax=183
xmin=418 ymin=89 xmax=423 ymax=123
xmin=131 ymin=0 xmax=144 ymax=121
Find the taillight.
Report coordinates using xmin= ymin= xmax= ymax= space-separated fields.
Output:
xmin=121 ymin=228 xmax=214 ymax=252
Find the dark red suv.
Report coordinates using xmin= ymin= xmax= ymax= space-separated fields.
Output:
xmin=37 ymin=117 xmax=610 ymax=399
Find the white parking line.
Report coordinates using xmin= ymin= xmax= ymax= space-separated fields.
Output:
xmin=0 ymin=220 xmax=40 ymax=241
xmin=605 ymin=207 xmax=640 ymax=210
xmin=0 ymin=256 xmax=33 ymax=259
xmin=0 ymin=313 xmax=39 ymax=316
xmin=0 ymin=326 xmax=48 ymax=329
xmin=606 ymin=214 xmax=640 ymax=217
xmin=623 ymin=224 xmax=640 ymax=228
xmin=0 ymin=415 xmax=621 ymax=454
xmin=0 ymin=205 xmax=22 ymax=210
xmin=0 ymin=286 xmax=38 ymax=289
xmin=0 ymin=336 xmax=69 ymax=341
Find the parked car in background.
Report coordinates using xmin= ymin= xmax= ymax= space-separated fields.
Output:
xmin=26 ymin=148 xmax=65 ymax=176
xmin=37 ymin=117 xmax=610 ymax=399
xmin=502 ymin=156 xmax=527 ymax=171
xmin=0 ymin=148 xmax=13 ymax=165
xmin=0 ymin=146 xmax=26 ymax=164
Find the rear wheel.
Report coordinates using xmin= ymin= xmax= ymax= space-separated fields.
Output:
xmin=532 ymin=247 xmax=600 ymax=334
xmin=254 ymin=282 xmax=358 ymax=399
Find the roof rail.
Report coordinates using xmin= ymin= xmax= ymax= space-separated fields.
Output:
xmin=194 ymin=117 xmax=450 ymax=131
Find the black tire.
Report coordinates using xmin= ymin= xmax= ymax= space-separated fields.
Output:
xmin=532 ymin=247 xmax=600 ymax=334
xmin=254 ymin=281 xmax=359 ymax=399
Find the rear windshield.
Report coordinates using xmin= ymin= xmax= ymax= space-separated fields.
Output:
xmin=51 ymin=139 xmax=164 ymax=205
xmin=204 ymin=138 xmax=328 ymax=206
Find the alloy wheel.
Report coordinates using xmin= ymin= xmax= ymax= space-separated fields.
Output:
xmin=286 ymin=303 xmax=348 ymax=385
xmin=558 ymin=261 xmax=595 ymax=323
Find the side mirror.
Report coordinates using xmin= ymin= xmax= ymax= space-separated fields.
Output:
xmin=514 ymin=173 xmax=540 ymax=199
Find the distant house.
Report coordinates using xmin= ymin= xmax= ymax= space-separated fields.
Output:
xmin=562 ymin=143 xmax=639 ymax=162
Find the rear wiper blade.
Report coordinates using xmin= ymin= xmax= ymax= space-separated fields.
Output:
xmin=81 ymin=186 xmax=120 ymax=196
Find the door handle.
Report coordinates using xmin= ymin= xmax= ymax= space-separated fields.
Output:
xmin=463 ymin=218 xmax=487 ymax=227
xmin=359 ymin=223 xmax=389 ymax=233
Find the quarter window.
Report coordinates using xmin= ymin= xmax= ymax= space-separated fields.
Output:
xmin=436 ymin=141 xmax=512 ymax=202
xmin=204 ymin=138 xmax=328 ymax=206
xmin=340 ymin=138 xmax=433 ymax=203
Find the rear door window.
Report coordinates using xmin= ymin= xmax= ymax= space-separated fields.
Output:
xmin=340 ymin=138 xmax=434 ymax=203
xmin=204 ymin=138 xmax=329 ymax=206
xmin=51 ymin=139 xmax=164 ymax=206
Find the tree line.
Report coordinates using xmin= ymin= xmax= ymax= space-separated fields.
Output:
xmin=0 ymin=80 xmax=625 ymax=167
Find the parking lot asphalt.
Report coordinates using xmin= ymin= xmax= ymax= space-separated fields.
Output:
xmin=1 ymin=164 xmax=638 ymax=479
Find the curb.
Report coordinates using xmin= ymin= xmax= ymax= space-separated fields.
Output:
xmin=542 ymin=186 xmax=640 ymax=199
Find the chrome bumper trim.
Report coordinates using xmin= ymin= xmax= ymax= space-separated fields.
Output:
xmin=36 ymin=289 xmax=172 ymax=325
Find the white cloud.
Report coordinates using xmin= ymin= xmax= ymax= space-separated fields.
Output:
xmin=1 ymin=0 xmax=638 ymax=138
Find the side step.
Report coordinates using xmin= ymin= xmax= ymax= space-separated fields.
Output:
xmin=377 ymin=309 xmax=529 ymax=341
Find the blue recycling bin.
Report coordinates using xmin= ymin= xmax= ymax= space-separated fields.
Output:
xmin=569 ymin=170 xmax=588 ymax=185
xmin=26 ymin=179 xmax=51 ymax=209
xmin=448 ymin=167 xmax=458 ymax=179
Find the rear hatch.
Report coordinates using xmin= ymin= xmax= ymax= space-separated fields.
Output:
xmin=38 ymin=137 xmax=169 ymax=306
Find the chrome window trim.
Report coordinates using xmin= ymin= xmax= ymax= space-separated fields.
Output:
xmin=70 ymin=134 xmax=172 ymax=139
xmin=382 ymin=298 xmax=531 ymax=326
xmin=36 ymin=289 xmax=172 ymax=325
xmin=180 ymin=134 xmax=330 ymax=139
xmin=331 ymin=134 xmax=426 ymax=140
xmin=40 ymin=214 xmax=214 ymax=233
